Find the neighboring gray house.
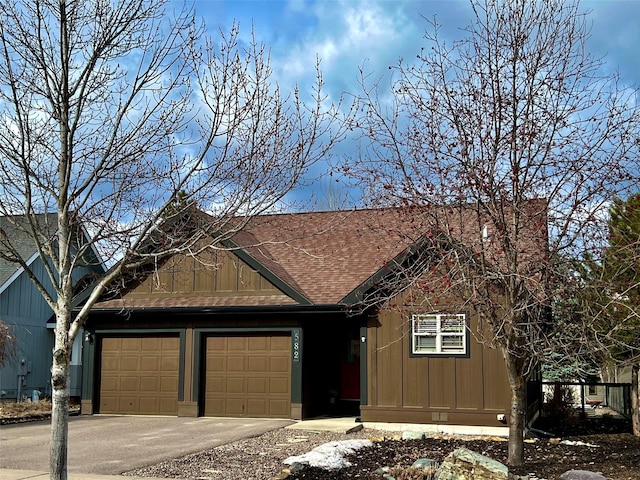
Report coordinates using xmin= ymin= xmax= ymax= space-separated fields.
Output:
xmin=0 ymin=214 xmax=104 ymax=401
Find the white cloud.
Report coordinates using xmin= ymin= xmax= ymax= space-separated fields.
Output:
xmin=270 ymin=1 xmax=421 ymax=98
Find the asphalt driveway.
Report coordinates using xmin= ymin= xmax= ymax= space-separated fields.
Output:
xmin=0 ymin=415 xmax=294 ymax=475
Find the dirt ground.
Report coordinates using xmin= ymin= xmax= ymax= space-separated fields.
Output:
xmin=289 ymin=417 xmax=640 ymax=480
xmin=0 ymin=400 xmax=53 ymax=424
xmin=288 ymin=433 xmax=640 ymax=480
xmin=0 ymin=399 xmax=80 ymax=425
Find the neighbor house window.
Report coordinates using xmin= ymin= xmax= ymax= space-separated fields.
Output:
xmin=411 ymin=313 xmax=467 ymax=355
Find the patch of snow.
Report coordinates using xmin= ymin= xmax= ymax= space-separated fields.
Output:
xmin=283 ymin=439 xmax=373 ymax=470
xmin=561 ymin=440 xmax=599 ymax=448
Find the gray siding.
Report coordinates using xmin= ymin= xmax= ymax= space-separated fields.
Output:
xmin=1 ymin=258 xmax=55 ymax=400
xmin=0 ymin=257 xmax=92 ymax=400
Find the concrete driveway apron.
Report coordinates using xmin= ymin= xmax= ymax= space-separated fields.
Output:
xmin=0 ymin=415 xmax=293 ymax=475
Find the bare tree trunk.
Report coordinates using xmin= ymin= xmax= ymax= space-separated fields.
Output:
xmin=50 ymin=317 xmax=71 ymax=480
xmin=504 ymin=352 xmax=526 ymax=467
xmin=632 ymin=364 xmax=640 ymax=436
xmin=507 ymin=380 xmax=526 ymax=466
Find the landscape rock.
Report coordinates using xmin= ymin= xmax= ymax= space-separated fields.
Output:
xmin=287 ymin=462 xmax=305 ymax=473
xmin=435 ymin=447 xmax=508 ymax=480
xmin=412 ymin=458 xmax=439 ymax=469
xmin=402 ymin=431 xmax=426 ymax=440
xmin=559 ymin=470 xmax=607 ymax=480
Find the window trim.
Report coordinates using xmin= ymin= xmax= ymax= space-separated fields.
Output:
xmin=409 ymin=312 xmax=470 ymax=358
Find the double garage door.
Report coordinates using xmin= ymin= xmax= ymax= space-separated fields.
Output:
xmin=99 ymin=334 xmax=291 ymax=418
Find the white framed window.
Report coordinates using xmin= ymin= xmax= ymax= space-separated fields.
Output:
xmin=411 ymin=313 xmax=467 ymax=355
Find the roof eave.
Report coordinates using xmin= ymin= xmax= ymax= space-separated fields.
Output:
xmin=87 ymin=303 xmax=346 ymax=315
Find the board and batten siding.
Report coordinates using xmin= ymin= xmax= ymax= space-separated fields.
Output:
xmin=126 ymin=250 xmax=281 ymax=297
xmin=0 ymin=256 xmax=98 ymax=400
xmin=361 ymin=300 xmax=510 ymax=427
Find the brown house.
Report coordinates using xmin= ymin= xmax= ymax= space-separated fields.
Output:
xmin=80 ymin=205 xmax=545 ymax=430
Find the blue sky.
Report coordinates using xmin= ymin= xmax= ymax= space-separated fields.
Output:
xmin=189 ymin=0 xmax=640 ymax=207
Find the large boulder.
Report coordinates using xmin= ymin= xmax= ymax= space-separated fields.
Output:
xmin=559 ymin=470 xmax=607 ymax=480
xmin=435 ymin=447 xmax=508 ymax=480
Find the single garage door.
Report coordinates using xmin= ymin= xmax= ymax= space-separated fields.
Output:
xmin=204 ymin=334 xmax=291 ymax=418
xmin=99 ymin=336 xmax=180 ymax=415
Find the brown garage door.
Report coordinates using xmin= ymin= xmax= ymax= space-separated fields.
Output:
xmin=204 ymin=334 xmax=291 ymax=418
xmin=99 ymin=336 xmax=180 ymax=415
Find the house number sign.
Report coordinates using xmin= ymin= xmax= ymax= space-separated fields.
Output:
xmin=292 ymin=330 xmax=300 ymax=362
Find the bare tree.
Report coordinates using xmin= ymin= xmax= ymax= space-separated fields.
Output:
xmin=0 ymin=1 xmax=345 ymax=478
xmin=346 ymin=0 xmax=640 ymax=466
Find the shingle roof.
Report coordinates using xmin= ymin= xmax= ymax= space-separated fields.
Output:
xmin=236 ymin=208 xmax=427 ymax=305
xmin=93 ymin=208 xmax=426 ymax=310
xmin=0 ymin=214 xmax=57 ymax=288
xmin=99 ymin=294 xmax=299 ymax=310
xmin=92 ymin=200 xmax=548 ymax=310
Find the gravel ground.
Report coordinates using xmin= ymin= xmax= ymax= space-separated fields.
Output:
xmin=123 ymin=426 xmax=395 ymax=480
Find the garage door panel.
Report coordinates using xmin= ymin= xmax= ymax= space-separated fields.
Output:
xmin=270 ymin=357 xmax=289 ymax=372
xmin=120 ymin=376 xmax=138 ymax=391
xmin=138 ymin=398 xmax=158 ymax=413
xmin=248 ymin=357 xmax=267 ymax=372
xmin=162 ymin=337 xmax=179 ymax=349
xmin=225 ymin=398 xmax=245 ymax=415
xmin=99 ymin=335 xmax=179 ymax=415
xmin=120 ymin=356 xmax=139 ymax=371
xmin=207 ymin=356 xmax=224 ymax=372
xmin=162 ymin=356 xmax=179 ymax=371
xmin=206 ymin=377 xmax=224 ymax=393
xmin=226 ymin=377 xmax=245 ymax=393
xmin=270 ymin=377 xmax=289 ymax=394
xmin=117 ymin=396 xmax=137 ymax=413
xmin=227 ymin=337 xmax=247 ymax=351
xmin=206 ymin=398 xmax=224 ymax=415
xmin=207 ymin=337 xmax=225 ymax=351
xmin=121 ymin=338 xmax=141 ymax=351
xmin=141 ymin=337 xmax=160 ymax=350
xmin=247 ymin=399 xmax=267 ymax=416
xmin=270 ymin=336 xmax=290 ymax=351
xmin=159 ymin=398 xmax=178 ymax=414
xmin=269 ymin=399 xmax=289 ymax=417
xmin=247 ymin=377 xmax=267 ymax=393
xmin=101 ymin=357 xmax=121 ymax=372
xmin=248 ymin=336 xmax=268 ymax=350
xmin=140 ymin=377 xmax=158 ymax=391
xmin=161 ymin=377 xmax=179 ymax=392
xmin=100 ymin=396 xmax=118 ymax=412
xmin=227 ymin=357 xmax=245 ymax=371
xmin=140 ymin=356 xmax=160 ymax=371
xmin=101 ymin=376 xmax=118 ymax=390
xmin=102 ymin=338 xmax=121 ymax=350
xmin=204 ymin=334 xmax=291 ymax=418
